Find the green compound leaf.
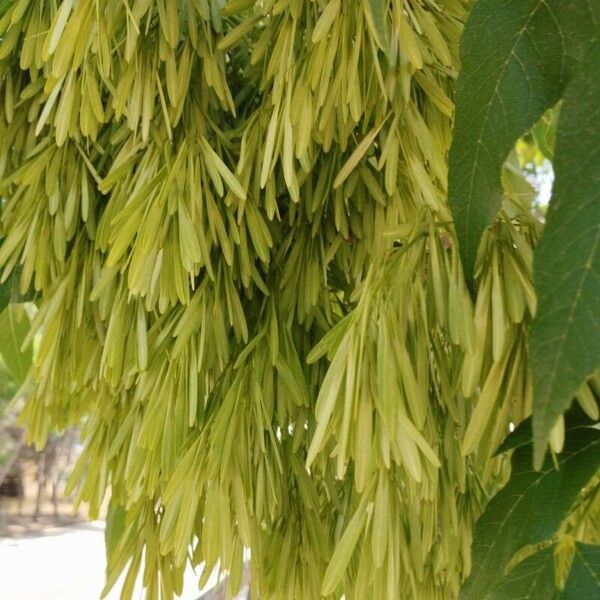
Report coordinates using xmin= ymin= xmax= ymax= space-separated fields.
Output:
xmin=530 ymin=37 xmax=600 ymax=468
xmin=461 ymin=427 xmax=600 ymax=600
xmin=448 ymin=0 xmax=600 ymax=282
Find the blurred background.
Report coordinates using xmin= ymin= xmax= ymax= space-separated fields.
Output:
xmin=0 ymin=317 xmax=206 ymax=600
xmin=0 ymin=422 xmax=205 ymax=600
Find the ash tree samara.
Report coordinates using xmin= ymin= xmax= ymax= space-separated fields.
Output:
xmin=1 ymin=1 xmax=599 ymax=599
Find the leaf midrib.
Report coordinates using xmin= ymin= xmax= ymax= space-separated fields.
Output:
xmin=575 ymin=545 xmax=600 ymax=588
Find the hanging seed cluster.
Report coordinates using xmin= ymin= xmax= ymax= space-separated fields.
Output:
xmin=2 ymin=1 xmax=596 ymax=599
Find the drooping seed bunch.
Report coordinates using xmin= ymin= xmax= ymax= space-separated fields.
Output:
xmin=2 ymin=1 xmax=597 ymax=599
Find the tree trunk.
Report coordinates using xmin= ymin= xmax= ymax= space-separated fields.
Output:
xmin=0 ymin=428 xmax=25 ymax=487
xmin=33 ymin=450 xmax=47 ymax=521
